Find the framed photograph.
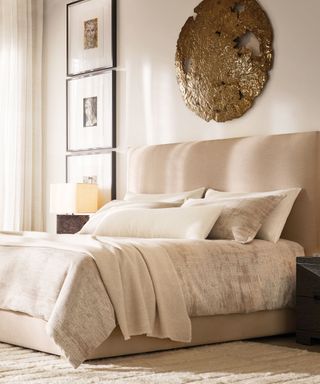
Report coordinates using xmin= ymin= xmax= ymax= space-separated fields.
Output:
xmin=67 ymin=151 xmax=116 ymax=207
xmin=67 ymin=70 xmax=115 ymax=151
xmin=67 ymin=0 xmax=116 ymax=76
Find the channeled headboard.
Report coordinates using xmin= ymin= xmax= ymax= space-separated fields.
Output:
xmin=128 ymin=131 xmax=320 ymax=255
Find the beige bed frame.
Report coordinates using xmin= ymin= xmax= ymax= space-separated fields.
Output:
xmin=0 ymin=309 xmax=294 ymax=358
xmin=1 ymin=131 xmax=319 ymax=359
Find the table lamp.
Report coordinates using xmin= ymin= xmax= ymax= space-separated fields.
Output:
xmin=50 ymin=183 xmax=98 ymax=234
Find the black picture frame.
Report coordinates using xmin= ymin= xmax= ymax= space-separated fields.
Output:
xmin=66 ymin=0 xmax=117 ymax=77
xmin=66 ymin=151 xmax=116 ymax=207
xmin=66 ymin=69 xmax=116 ymax=152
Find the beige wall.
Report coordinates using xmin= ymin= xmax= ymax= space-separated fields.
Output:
xmin=43 ymin=0 xmax=320 ymax=232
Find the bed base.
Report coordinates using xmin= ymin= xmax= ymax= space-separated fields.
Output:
xmin=0 ymin=308 xmax=295 ymax=360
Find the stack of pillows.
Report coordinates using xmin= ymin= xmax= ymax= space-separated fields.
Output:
xmin=79 ymin=187 xmax=301 ymax=244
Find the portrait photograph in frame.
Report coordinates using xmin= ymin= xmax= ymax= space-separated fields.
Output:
xmin=67 ymin=0 xmax=116 ymax=76
xmin=67 ymin=151 xmax=116 ymax=207
xmin=67 ymin=70 xmax=116 ymax=151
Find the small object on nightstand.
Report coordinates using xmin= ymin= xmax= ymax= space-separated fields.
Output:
xmin=296 ymin=256 xmax=320 ymax=346
xmin=50 ymin=183 xmax=98 ymax=234
xmin=57 ymin=214 xmax=89 ymax=234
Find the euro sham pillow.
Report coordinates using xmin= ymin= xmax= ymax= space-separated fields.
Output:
xmin=124 ymin=187 xmax=205 ymax=203
xmin=93 ymin=205 xmax=222 ymax=240
xmin=79 ymin=200 xmax=183 ymax=234
xmin=183 ymin=195 xmax=285 ymax=243
xmin=205 ymin=188 xmax=301 ymax=242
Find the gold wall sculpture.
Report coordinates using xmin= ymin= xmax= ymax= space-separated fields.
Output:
xmin=175 ymin=0 xmax=273 ymax=122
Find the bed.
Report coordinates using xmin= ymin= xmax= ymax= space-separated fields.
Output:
xmin=0 ymin=131 xmax=319 ymax=366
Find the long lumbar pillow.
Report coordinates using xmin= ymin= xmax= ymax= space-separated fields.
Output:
xmin=79 ymin=200 xmax=183 ymax=234
xmin=93 ymin=205 xmax=222 ymax=240
xmin=205 ymin=188 xmax=301 ymax=242
xmin=124 ymin=187 xmax=205 ymax=202
xmin=183 ymin=194 xmax=285 ymax=243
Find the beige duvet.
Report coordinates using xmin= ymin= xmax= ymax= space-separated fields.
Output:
xmin=0 ymin=233 xmax=303 ymax=367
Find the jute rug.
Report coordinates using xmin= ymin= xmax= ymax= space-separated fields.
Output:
xmin=1 ymin=337 xmax=320 ymax=383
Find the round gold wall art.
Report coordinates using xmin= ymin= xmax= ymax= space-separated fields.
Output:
xmin=175 ymin=0 xmax=273 ymax=122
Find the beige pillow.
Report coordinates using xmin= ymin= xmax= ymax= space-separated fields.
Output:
xmin=205 ymin=188 xmax=301 ymax=243
xmin=124 ymin=187 xmax=205 ymax=202
xmin=93 ymin=205 xmax=222 ymax=240
xmin=79 ymin=200 xmax=183 ymax=234
xmin=183 ymin=195 xmax=285 ymax=243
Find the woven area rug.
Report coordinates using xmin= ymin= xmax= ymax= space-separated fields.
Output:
xmin=1 ymin=337 xmax=320 ymax=383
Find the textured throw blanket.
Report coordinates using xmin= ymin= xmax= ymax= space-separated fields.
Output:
xmin=0 ymin=233 xmax=190 ymax=367
xmin=0 ymin=233 xmax=303 ymax=367
xmin=162 ymin=238 xmax=304 ymax=316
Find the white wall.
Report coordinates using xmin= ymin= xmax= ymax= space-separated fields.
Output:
xmin=43 ymin=0 xmax=320 ymax=231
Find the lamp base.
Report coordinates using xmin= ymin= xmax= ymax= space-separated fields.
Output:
xmin=56 ymin=214 xmax=89 ymax=234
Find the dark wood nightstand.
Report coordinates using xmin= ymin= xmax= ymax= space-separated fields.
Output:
xmin=56 ymin=214 xmax=89 ymax=234
xmin=296 ymin=256 xmax=320 ymax=345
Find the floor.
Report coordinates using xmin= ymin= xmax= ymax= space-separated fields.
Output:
xmin=2 ymin=334 xmax=320 ymax=383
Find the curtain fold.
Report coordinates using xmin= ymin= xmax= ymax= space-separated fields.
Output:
xmin=0 ymin=0 xmax=43 ymax=231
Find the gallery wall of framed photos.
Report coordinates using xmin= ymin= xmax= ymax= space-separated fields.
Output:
xmin=66 ymin=0 xmax=117 ymax=205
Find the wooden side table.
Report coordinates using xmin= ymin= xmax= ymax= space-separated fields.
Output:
xmin=56 ymin=214 xmax=89 ymax=234
xmin=296 ymin=256 xmax=320 ymax=345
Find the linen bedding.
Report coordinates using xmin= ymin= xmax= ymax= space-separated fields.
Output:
xmin=0 ymin=233 xmax=303 ymax=367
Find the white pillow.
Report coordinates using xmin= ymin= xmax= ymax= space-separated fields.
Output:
xmin=205 ymin=188 xmax=301 ymax=242
xmin=79 ymin=200 xmax=183 ymax=234
xmin=124 ymin=187 xmax=205 ymax=202
xmin=93 ymin=205 xmax=222 ymax=239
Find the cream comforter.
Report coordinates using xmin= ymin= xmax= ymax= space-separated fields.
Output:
xmin=0 ymin=233 xmax=303 ymax=367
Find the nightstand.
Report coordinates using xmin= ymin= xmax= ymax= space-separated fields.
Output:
xmin=296 ymin=256 xmax=320 ymax=345
xmin=56 ymin=214 xmax=89 ymax=234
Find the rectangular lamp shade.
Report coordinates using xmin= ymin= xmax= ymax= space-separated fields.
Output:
xmin=50 ymin=183 xmax=98 ymax=214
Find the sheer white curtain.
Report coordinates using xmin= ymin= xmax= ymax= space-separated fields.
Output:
xmin=0 ymin=0 xmax=43 ymax=231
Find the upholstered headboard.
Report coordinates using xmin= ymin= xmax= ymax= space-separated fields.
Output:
xmin=128 ymin=131 xmax=320 ymax=255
